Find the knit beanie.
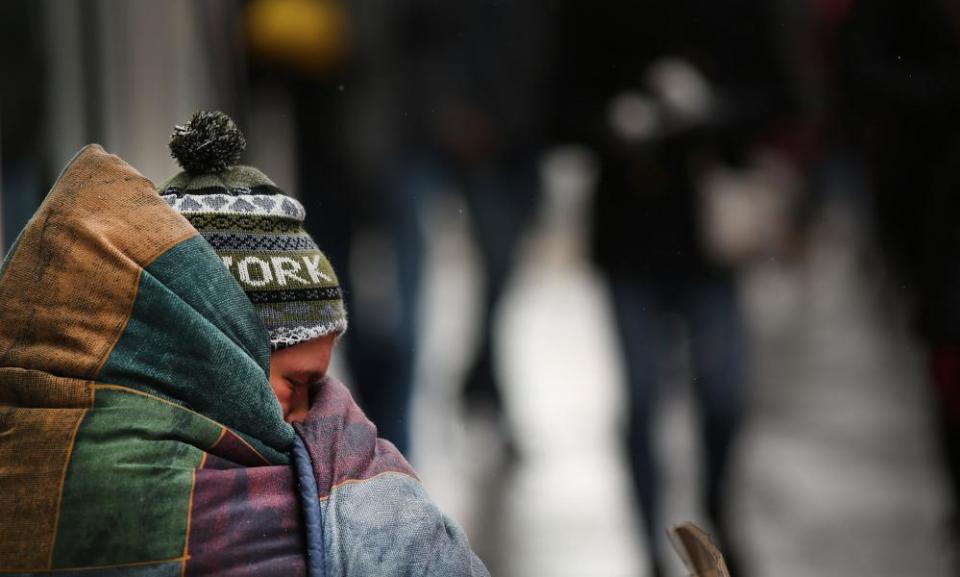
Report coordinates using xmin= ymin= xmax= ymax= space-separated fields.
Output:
xmin=157 ymin=110 xmax=347 ymax=350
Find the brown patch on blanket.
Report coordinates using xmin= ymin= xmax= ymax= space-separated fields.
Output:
xmin=0 ymin=145 xmax=196 ymax=569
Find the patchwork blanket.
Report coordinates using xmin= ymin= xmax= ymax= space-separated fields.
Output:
xmin=0 ymin=145 xmax=488 ymax=577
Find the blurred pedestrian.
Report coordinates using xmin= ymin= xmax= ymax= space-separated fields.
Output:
xmin=369 ymin=0 xmax=556 ymax=450
xmin=554 ymin=2 xmax=799 ymax=575
xmin=0 ymin=1 xmax=47 ymax=252
xmin=243 ymin=0 xmax=419 ymax=453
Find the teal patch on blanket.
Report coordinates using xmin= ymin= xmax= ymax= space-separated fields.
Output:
xmin=98 ymin=235 xmax=293 ymax=457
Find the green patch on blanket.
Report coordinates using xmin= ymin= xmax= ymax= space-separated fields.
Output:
xmin=52 ymin=387 xmax=219 ymax=567
xmin=5 ymin=561 xmax=185 ymax=577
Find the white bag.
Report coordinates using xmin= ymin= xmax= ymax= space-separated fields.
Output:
xmin=698 ymin=150 xmax=802 ymax=266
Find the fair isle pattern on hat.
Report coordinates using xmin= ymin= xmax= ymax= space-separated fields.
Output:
xmin=164 ymin=193 xmax=307 ymax=221
xmin=158 ymin=110 xmax=347 ymax=350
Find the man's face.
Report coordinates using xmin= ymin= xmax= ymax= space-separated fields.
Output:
xmin=269 ymin=334 xmax=337 ymax=423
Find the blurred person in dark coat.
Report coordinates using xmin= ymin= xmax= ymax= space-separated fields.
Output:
xmin=0 ymin=1 xmax=47 ymax=251
xmin=382 ymin=0 xmax=555 ymax=446
xmin=243 ymin=0 xmax=421 ymax=454
xmin=843 ymin=0 xmax=960 ymax=566
xmin=554 ymin=2 xmax=799 ymax=575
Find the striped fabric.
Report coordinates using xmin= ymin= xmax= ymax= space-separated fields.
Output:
xmin=0 ymin=145 xmax=488 ymax=577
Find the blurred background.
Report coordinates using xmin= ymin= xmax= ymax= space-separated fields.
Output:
xmin=2 ymin=1 xmax=960 ymax=575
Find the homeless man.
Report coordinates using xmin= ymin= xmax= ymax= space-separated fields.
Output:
xmin=0 ymin=111 xmax=489 ymax=577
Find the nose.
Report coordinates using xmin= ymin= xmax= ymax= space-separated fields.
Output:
xmin=285 ymin=387 xmax=310 ymax=423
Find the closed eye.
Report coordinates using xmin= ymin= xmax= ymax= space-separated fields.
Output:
xmin=291 ymin=375 xmax=326 ymax=389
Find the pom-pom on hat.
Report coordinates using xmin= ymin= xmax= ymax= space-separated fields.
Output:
xmin=158 ymin=110 xmax=347 ymax=350
xmin=169 ymin=110 xmax=246 ymax=174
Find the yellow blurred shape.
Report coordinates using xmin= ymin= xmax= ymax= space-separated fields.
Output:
xmin=246 ymin=0 xmax=349 ymax=74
